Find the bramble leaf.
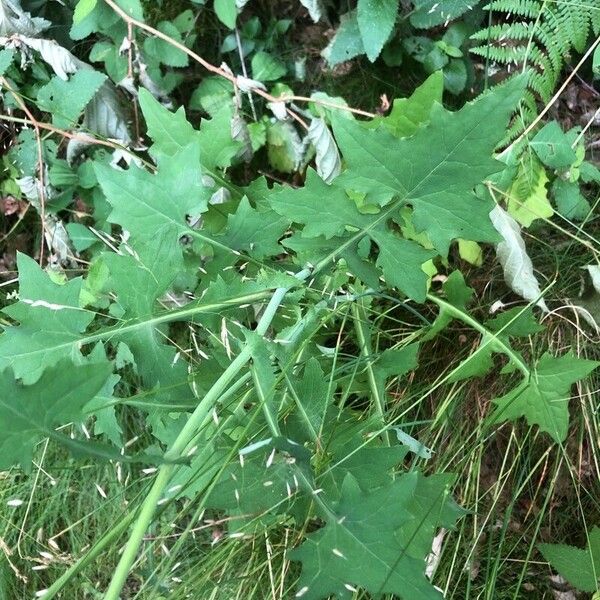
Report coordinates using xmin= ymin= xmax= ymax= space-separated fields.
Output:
xmin=37 ymin=70 xmax=106 ymax=128
xmin=357 ymin=0 xmax=399 ymax=62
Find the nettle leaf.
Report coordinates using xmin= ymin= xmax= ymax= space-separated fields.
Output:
xmin=539 ymin=527 xmax=600 ymax=593
xmin=0 ymin=360 xmax=111 ymax=469
xmin=322 ymin=10 xmax=365 ymax=66
xmin=332 ymin=76 xmax=525 ymax=254
xmin=292 ymin=471 xmax=462 ymax=600
xmin=0 ymin=253 xmax=95 ymax=383
xmin=491 ymin=353 xmax=598 ymax=442
xmin=36 ymin=69 xmax=107 ymax=128
xmin=357 ymin=0 xmax=399 ymax=62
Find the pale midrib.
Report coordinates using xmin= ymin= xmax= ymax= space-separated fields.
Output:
xmin=4 ymin=290 xmax=272 ymax=362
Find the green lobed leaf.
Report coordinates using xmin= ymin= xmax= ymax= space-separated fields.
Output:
xmin=448 ymin=306 xmax=543 ymax=382
xmin=332 ymin=75 xmax=526 ymax=254
xmin=292 ymin=471 xmax=462 ymax=600
xmin=0 ymin=253 xmax=95 ymax=384
xmin=217 ymin=197 xmax=289 ymax=259
xmin=0 ymin=360 xmax=111 ymax=469
xmin=94 ymin=144 xmax=207 ymax=273
xmin=270 ymin=169 xmax=372 ymax=239
xmin=369 ymin=229 xmax=435 ymax=301
xmin=138 ymin=88 xmax=240 ymax=174
xmin=367 ymin=71 xmax=443 ymax=138
xmin=492 ymin=352 xmax=599 ymax=442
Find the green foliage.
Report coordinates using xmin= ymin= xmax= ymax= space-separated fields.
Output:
xmin=539 ymin=527 xmax=600 ymax=593
xmin=322 ymin=2 xmax=476 ymax=93
xmin=357 ymin=0 xmax=400 ymax=62
xmin=0 ymin=1 xmax=599 ymax=598
xmin=471 ymin=0 xmax=600 ymax=138
xmin=292 ymin=472 xmax=462 ymax=600
xmin=491 ymin=352 xmax=598 ymax=442
xmin=0 ymin=359 xmax=111 ymax=469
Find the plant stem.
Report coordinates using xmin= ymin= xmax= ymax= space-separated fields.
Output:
xmin=426 ymin=294 xmax=530 ymax=377
xmin=351 ymin=297 xmax=391 ymax=445
xmin=103 ymin=271 xmax=310 ymax=599
xmin=42 ymin=512 xmax=136 ymax=599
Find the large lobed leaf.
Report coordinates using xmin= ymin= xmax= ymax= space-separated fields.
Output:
xmin=270 ymin=76 xmax=525 ymax=303
xmin=292 ymin=472 xmax=463 ymax=600
xmin=0 ymin=360 xmax=111 ymax=469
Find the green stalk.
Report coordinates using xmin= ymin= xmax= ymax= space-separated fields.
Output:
xmin=41 ymin=512 xmax=135 ymax=599
xmin=103 ymin=272 xmax=309 ymax=599
xmin=351 ymin=297 xmax=391 ymax=445
xmin=426 ymin=294 xmax=530 ymax=377
xmin=15 ymin=289 xmax=274 ymax=367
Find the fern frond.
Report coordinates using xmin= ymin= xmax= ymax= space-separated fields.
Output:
xmin=472 ymin=0 xmax=600 ymax=139
xmin=484 ymin=0 xmax=543 ymax=18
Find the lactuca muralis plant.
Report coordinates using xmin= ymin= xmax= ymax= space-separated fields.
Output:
xmin=0 ymin=16 xmax=597 ymax=597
